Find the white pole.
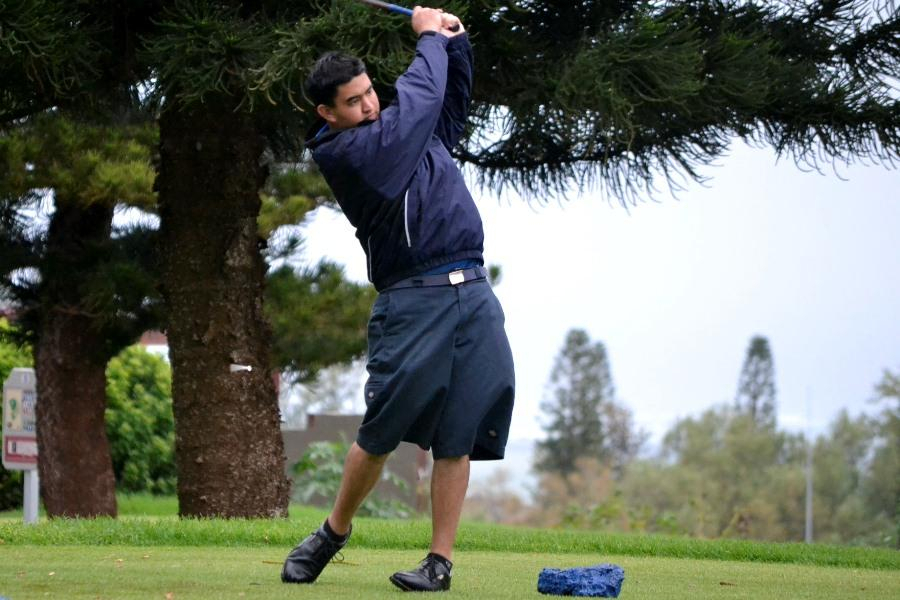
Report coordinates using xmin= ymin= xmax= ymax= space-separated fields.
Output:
xmin=804 ymin=387 xmax=813 ymax=544
xmin=23 ymin=469 xmax=39 ymax=524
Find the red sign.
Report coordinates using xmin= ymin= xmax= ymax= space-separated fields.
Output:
xmin=4 ymin=434 xmax=38 ymax=467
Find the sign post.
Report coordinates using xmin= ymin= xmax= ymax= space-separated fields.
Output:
xmin=3 ymin=368 xmax=39 ymax=524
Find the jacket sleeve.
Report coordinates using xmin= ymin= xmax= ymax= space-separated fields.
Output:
xmin=434 ymin=33 xmax=473 ymax=151
xmin=349 ymin=33 xmax=448 ymax=199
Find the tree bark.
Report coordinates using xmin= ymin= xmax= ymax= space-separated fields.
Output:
xmin=157 ymin=97 xmax=290 ymax=518
xmin=35 ymin=202 xmax=117 ymax=518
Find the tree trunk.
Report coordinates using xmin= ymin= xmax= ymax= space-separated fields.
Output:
xmin=157 ymin=97 xmax=290 ymax=518
xmin=35 ymin=202 xmax=117 ymax=518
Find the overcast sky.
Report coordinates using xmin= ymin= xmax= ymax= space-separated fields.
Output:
xmin=300 ymin=141 xmax=900 ymax=493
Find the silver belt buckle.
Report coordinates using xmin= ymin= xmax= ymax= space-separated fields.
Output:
xmin=448 ymin=270 xmax=465 ymax=285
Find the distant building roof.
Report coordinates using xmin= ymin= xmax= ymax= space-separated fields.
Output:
xmin=139 ymin=330 xmax=168 ymax=346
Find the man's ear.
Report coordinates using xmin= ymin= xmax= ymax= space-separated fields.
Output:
xmin=317 ymin=104 xmax=336 ymax=124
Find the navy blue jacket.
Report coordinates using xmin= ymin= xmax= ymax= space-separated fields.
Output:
xmin=306 ymin=33 xmax=483 ymax=291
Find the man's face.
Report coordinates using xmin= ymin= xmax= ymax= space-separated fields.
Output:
xmin=317 ymin=73 xmax=380 ymax=130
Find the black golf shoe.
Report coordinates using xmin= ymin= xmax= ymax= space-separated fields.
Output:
xmin=281 ymin=523 xmax=350 ymax=584
xmin=389 ymin=553 xmax=453 ymax=592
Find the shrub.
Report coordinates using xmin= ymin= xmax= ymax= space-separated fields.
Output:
xmin=105 ymin=345 xmax=176 ymax=494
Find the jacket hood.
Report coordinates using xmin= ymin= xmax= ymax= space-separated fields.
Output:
xmin=304 ymin=117 xmax=331 ymax=149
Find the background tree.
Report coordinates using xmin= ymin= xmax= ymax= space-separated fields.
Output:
xmin=602 ymin=401 xmax=646 ymax=478
xmin=865 ymin=368 xmax=900 ymax=547
xmin=617 ymin=396 xmax=898 ymax=545
xmin=535 ymin=329 xmax=642 ymax=478
xmin=0 ymin=114 xmax=160 ymax=516
xmin=266 ymin=263 xmax=374 ymax=383
xmin=458 ymin=0 xmax=900 ymax=198
xmin=463 ymin=469 xmax=530 ymax=525
xmin=1 ymin=118 xmax=371 ymax=517
xmin=810 ymin=410 xmax=891 ymax=545
xmin=261 ymin=161 xmax=374 ymax=425
xmin=491 ymin=360 xmax=896 ymax=547
xmin=3 ymin=0 xmax=898 ymax=516
xmin=658 ymin=405 xmax=804 ymax=539
xmin=735 ymin=335 xmax=777 ymax=426
xmin=535 ymin=329 xmax=613 ymax=476
xmin=260 ymin=162 xmax=374 ymax=432
xmin=532 ymin=457 xmax=620 ymax=529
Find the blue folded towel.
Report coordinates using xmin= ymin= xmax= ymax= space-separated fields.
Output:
xmin=537 ymin=564 xmax=625 ymax=597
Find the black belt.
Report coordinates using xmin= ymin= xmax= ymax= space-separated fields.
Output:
xmin=383 ymin=266 xmax=488 ymax=291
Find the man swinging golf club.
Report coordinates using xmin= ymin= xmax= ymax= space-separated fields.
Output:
xmin=281 ymin=5 xmax=515 ymax=593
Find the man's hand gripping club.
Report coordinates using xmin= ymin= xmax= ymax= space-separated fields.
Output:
xmin=412 ymin=6 xmax=465 ymax=37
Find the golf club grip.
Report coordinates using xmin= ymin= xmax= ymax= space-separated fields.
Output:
xmin=359 ymin=1 xmax=461 ymax=32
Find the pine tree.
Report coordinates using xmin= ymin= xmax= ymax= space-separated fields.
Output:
xmin=536 ymin=329 xmax=641 ymax=478
xmin=735 ymin=335 xmax=777 ymax=427
xmin=261 ymin=163 xmax=376 ymax=384
xmin=458 ymin=0 xmax=900 ymax=199
xmin=0 ymin=114 xmax=160 ymax=516
xmin=536 ymin=330 xmax=613 ymax=476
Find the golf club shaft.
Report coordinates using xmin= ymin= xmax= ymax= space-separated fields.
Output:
xmin=357 ymin=1 xmax=460 ymax=31
xmin=358 ymin=0 xmax=413 ymax=17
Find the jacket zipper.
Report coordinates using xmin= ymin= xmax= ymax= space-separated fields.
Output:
xmin=403 ymin=188 xmax=412 ymax=247
xmin=367 ymin=235 xmax=374 ymax=281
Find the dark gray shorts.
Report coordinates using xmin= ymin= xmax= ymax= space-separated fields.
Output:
xmin=357 ymin=278 xmax=515 ymax=460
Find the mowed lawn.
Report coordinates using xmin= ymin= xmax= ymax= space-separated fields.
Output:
xmin=2 ymin=497 xmax=898 ymax=599
xmin=2 ymin=546 xmax=897 ymax=600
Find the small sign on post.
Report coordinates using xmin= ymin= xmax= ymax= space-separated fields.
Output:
xmin=3 ymin=367 xmax=39 ymax=523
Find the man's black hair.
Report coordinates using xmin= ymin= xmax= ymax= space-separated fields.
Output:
xmin=306 ymin=51 xmax=367 ymax=107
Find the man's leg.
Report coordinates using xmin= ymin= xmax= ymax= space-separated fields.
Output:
xmin=389 ymin=455 xmax=468 ymax=591
xmin=282 ymin=441 xmax=388 ymax=584
xmin=328 ymin=442 xmax=390 ymax=534
xmin=430 ymin=455 xmax=470 ymax=560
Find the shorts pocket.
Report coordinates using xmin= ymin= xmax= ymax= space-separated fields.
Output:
xmin=363 ymin=381 xmax=385 ymax=408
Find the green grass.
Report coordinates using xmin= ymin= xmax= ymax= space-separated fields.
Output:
xmin=117 ymin=493 xmax=181 ymax=516
xmin=1 ymin=546 xmax=897 ymax=600
xmin=2 ymin=509 xmax=898 ymax=571
xmin=2 ymin=494 xmax=898 ymax=600
xmin=0 ymin=492 xmax=181 ymax=519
